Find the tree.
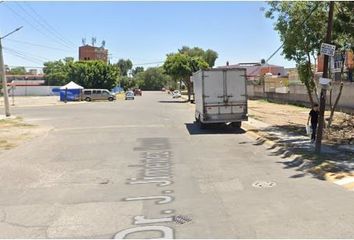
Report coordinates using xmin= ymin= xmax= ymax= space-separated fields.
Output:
xmin=8 ymin=66 xmax=26 ymax=75
xmin=163 ymin=53 xmax=209 ymax=101
xmin=44 ymin=58 xmax=120 ymax=89
xmin=132 ymin=66 xmax=144 ymax=76
xmin=265 ymin=2 xmax=328 ymax=106
xmin=327 ymin=2 xmax=354 ymax=127
xmin=178 ymin=46 xmax=218 ymax=67
xmin=116 ymin=59 xmax=133 ymax=76
xmin=67 ymin=61 xmax=120 ymax=90
xmin=120 ymin=76 xmax=137 ymax=91
xmin=43 ymin=60 xmax=69 ymax=86
xmin=134 ymin=67 xmax=172 ymax=90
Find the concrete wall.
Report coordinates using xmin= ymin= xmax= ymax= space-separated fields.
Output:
xmin=247 ymin=82 xmax=354 ymax=113
xmin=8 ymin=86 xmax=60 ymax=96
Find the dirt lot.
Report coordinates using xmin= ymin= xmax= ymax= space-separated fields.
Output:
xmin=0 ymin=96 xmax=83 ymax=108
xmin=0 ymin=117 xmax=47 ymax=153
xmin=248 ymin=100 xmax=354 ymax=145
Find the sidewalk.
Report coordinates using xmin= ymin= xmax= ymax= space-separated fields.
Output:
xmin=244 ymin=100 xmax=354 ymax=191
xmin=180 ymin=94 xmax=354 ymax=189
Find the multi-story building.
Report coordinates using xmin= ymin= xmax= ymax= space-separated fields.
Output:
xmin=79 ymin=44 xmax=108 ymax=63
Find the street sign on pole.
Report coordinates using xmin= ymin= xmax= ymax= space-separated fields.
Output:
xmin=320 ymin=43 xmax=336 ymax=57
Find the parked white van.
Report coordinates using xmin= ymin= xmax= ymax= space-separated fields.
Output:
xmin=82 ymin=89 xmax=116 ymax=101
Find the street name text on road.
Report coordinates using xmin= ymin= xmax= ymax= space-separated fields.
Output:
xmin=114 ymin=138 xmax=176 ymax=239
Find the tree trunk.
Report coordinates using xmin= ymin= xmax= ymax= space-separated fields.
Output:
xmin=306 ymin=52 xmax=319 ymax=103
xmin=312 ymin=53 xmax=320 ymax=103
xmin=183 ymin=76 xmax=191 ymax=102
xmin=306 ymin=84 xmax=314 ymax=107
xmin=186 ymin=83 xmax=191 ymax=101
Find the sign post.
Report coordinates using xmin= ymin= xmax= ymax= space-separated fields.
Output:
xmin=315 ymin=1 xmax=334 ymax=153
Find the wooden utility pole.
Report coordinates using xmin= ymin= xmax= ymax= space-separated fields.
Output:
xmin=315 ymin=1 xmax=335 ymax=153
xmin=0 ymin=37 xmax=10 ymax=117
xmin=0 ymin=26 xmax=23 ymax=117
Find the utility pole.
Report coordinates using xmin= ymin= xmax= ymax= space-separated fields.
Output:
xmin=0 ymin=26 xmax=23 ymax=117
xmin=0 ymin=37 xmax=10 ymax=116
xmin=315 ymin=1 xmax=335 ymax=153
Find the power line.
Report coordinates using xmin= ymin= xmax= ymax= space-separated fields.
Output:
xmin=7 ymin=65 xmax=44 ymax=68
xmin=3 ymin=38 xmax=70 ymax=51
xmin=3 ymin=48 xmax=44 ymax=65
xmin=21 ymin=2 xmax=77 ymax=48
xmin=247 ymin=2 xmax=320 ymax=76
xmin=6 ymin=47 xmax=51 ymax=61
xmin=133 ymin=61 xmax=164 ymax=66
xmin=3 ymin=46 xmax=50 ymax=63
xmin=4 ymin=3 xmax=74 ymax=50
xmin=13 ymin=2 xmax=74 ymax=49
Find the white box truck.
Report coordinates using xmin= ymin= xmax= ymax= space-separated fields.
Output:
xmin=193 ymin=68 xmax=248 ymax=128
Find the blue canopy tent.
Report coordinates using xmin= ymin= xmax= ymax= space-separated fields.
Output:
xmin=59 ymin=81 xmax=84 ymax=101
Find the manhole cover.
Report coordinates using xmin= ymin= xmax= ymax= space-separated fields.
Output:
xmin=252 ymin=181 xmax=276 ymax=188
xmin=173 ymin=215 xmax=192 ymax=224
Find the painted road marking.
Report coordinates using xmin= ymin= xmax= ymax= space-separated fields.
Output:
xmin=326 ymin=174 xmax=354 ymax=191
xmin=334 ymin=177 xmax=354 ymax=186
xmin=115 ymin=138 xmax=177 ymax=239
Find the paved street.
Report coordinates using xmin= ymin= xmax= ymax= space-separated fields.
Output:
xmin=1 ymin=91 xmax=354 ymax=238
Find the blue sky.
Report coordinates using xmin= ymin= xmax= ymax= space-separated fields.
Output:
xmin=0 ymin=1 xmax=296 ymax=70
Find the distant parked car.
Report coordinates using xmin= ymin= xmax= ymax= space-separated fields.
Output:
xmin=134 ymin=88 xmax=142 ymax=96
xmin=125 ymin=91 xmax=135 ymax=100
xmin=172 ymin=90 xmax=182 ymax=98
xmin=82 ymin=89 xmax=116 ymax=101
xmin=161 ymin=87 xmax=166 ymax=92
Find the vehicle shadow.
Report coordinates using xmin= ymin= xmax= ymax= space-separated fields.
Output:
xmin=158 ymin=100 xmax=189 ymax=104
xmin=185 ymin=122 xmax=246 ymax=135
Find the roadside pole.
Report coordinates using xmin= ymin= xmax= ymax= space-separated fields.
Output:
xmin=0 ymin=26 xmax=23 ymax=117
xmin=0 ymin=37 xmax=10 ymax=117
xmin=315 ymin=1 xmax=334 ymax=153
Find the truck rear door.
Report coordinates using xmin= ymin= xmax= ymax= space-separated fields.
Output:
xmin=226 ymin=70 xmax=246 ymax=103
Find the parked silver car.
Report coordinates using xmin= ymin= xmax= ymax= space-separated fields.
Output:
xmin=125 ymin=91 xmax=135 ymax=100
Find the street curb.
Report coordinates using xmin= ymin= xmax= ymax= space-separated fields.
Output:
xmin=243 ymin=123 xmax=354 ymax=192
xmin=178 ymin=93 xmax=354 ymax=191
xmin=243 ymin=123 xmax=304 ymax=162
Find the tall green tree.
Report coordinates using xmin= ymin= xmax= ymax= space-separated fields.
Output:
xmin=265 ymin=1 xmax=328 ymax=106
xmin=134 ymin=67 xmax=172 ymax=90
xmin=178 ymin=46 xmax=218 ymax=67
xmin=67 ymin=61 xmax=120 ymax=90
xmin=44 ymin=58 xmax=120 ymax=89
xmin=327 ymin=2 xmax=354 ymax=127
xmin=132 ymin=66 xmax=144 ymax=76
xmin=43 ymin=60 xmax=69 ymax=86
xmin=163 ymin=53 xmax=209 ymax=101
xmin=116 ymin=59 xmax=133 ymax=76
xmin=8 ymin=66 xmax=26 ymax=75
xmin=266 ymin=1 xmax=354 ymax=126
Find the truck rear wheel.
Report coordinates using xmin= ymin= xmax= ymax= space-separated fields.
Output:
xmin=196 ymin=116 xmax=207 ymax=129
xmin=231 ymin=122 xmax=242 ymax=128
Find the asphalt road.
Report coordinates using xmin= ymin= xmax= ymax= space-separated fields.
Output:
xmin=1 ymin=91 xmax=354 ymax=238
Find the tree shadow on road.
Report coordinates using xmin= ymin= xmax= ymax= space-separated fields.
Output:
xmin=249 ymin=124 xmax=354 ymax=181
xmin=185 ymin=122 xmax=246 ymax=135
